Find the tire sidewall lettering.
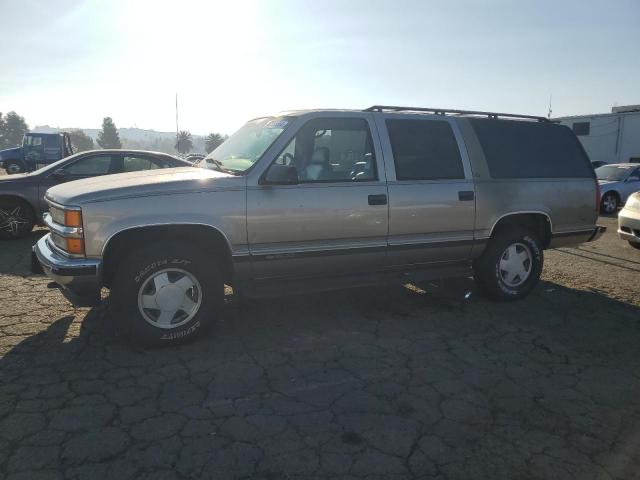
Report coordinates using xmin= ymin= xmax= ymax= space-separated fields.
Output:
xmin=135 ymin=258 xmax=192 ymax=283
xmin=160 ymin=320 xmax=201 ymax=341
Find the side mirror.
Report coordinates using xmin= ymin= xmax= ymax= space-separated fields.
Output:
xmin=53 ymin=168 xmax=67 ymax=180
xmin=263 ymin=164 xmax=299 ymax=185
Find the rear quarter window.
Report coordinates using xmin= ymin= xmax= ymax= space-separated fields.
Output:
xmin=469 ymin=119 xmax=593 ymax=179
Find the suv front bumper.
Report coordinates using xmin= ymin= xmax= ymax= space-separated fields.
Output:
xmin=33 ymin=234 xmax=102 ymax=304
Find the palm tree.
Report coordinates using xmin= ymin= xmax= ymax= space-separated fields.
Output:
xmin=175 ymin=130 xmax=193 ymax=154
xmin=205 ymin=133 xmax=225 ymax=153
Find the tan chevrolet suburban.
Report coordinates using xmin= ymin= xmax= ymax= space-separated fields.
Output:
xmin=34 ymin=106 xmax=606 ymax=345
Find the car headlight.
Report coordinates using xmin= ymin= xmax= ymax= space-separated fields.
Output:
xmin=624 ymin=193 xmax=640 ymax=212
xmin=47 ymin=203 xmax=85 ymax=256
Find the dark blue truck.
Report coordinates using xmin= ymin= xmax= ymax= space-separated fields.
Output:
xmin=0 ymin=132 xmax=74 ymax=174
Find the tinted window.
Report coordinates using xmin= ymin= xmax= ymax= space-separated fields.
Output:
xmin=469 ymin=119 xmax=593 ymax=179
xmin=124 ymin=155 xmax=162 ymax=172
xmin=572 ymin=122 xmax=590 ymax=136
xmin=386 ymin=119 xmax=464 ymax=180
xmin=65 ymin=155 xmax=113 ymax=175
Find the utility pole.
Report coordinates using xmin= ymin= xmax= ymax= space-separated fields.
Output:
xmin=175 ymin=93 xmax=179 ymax=140
xmin=547 ymin=94 xmax=553 ymax=119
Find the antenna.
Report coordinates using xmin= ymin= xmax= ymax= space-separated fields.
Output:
xmin=547 ymin=94 xmax=553 ymax=119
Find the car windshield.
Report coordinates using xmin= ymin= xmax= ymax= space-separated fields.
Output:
xmin=196 ymin=117 xmax=290 ymax=174
xmin=596 ymin=165 xmax=632 ymax=181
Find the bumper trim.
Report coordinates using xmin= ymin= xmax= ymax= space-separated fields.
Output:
xmin=34 ymin=234 xmax=102 ymax=302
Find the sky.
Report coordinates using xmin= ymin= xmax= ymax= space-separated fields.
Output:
xmin=0 ymin=0 xmax=638 ymax=135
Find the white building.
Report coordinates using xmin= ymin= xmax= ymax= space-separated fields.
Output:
xmin=555 ymin=105 xmax=640 ymax=165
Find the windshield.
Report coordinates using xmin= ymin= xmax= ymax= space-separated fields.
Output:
xmin=196 ymin=117 xmax=290 ymax=173
xmin=596 ymin=165 xmax=632 ymax=181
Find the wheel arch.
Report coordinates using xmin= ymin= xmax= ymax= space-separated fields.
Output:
xmin=489 ymin=212 xmax=553 ymax=248
xmin=102 ymin=224 xmax=234 ymax=288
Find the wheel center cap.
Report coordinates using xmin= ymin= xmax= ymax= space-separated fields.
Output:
xmin=156 ymin=285 xmax=183 ymax=311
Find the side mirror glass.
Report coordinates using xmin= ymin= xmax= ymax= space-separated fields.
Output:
xmin=263 ymin=164 xmax=298 ymax=185
xmin=53 ymin=168 xmax=67 ymax=180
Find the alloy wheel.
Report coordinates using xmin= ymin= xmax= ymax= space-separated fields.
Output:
xmin=0 ymin=205 xmax=30 ymax=235
xmin=498 ymin=242 xmax=533 ymax=287
xmin=137 ymin=268 xmax=203 ymax=329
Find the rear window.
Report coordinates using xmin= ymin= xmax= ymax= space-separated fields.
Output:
xmin=469 ymin=119 xmax=593 ymax=179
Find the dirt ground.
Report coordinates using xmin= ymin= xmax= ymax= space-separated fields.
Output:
xmin=0 ymin=214 xmax=639 ymax=479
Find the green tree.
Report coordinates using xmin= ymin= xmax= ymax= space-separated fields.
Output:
xmin=0 ymin=113 xmax=5 ymax=149
xmin=205 ymin=132 xmax=225 ymax=153
xmin=68 ymin=129 xmax=94 ymax=152
xmin=97 ymin=117 xmax=122 ymax=149
xmin=0 ymin=111 xmax=29 ymax=148
xmin=175 ymin=130 xmax=193 ymax=154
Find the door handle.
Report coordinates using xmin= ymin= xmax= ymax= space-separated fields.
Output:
xmin=368 ymin=194 xmax=388 ymax=206
xmin=458 ymin=191 xmax=475 ymax=201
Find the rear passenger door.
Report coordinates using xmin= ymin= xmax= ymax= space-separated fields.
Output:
xmin=376 ymin=115 xmax=476 ymax=266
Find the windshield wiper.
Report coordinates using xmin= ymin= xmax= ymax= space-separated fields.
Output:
xmin=203 ymin=158 xmax=240 ymax=175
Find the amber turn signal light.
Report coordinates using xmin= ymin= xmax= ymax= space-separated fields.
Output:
xmin=66 ymin=238 xmax=85 ymax=255
xmin=64 ymin=210 xmax=83 ymax=228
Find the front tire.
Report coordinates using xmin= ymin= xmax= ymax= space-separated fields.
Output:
xmin=110 ymin=243 xmax=223 ymax=346
xmin=473 ymin=227 xmax=543 ymax=301
xmin=600 ymin=192 xmax=619 ymax=214
xmin=0 ymin=198 xmax=35 ymax=239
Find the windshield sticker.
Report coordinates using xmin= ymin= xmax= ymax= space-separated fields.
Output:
xmin=265 ymin=119 xmax=288 ymax=129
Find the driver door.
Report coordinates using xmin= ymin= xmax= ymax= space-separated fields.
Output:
xmin=246 ymin=115 xmax=389 ymax=280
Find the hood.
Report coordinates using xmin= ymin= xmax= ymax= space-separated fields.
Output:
xmin=45 ymin=167 xmax=240 ymax=206
xmin=0 ymin=147 xmax=22 ymax=161
xmin=0 ymin=173 xmax=30 ymax=183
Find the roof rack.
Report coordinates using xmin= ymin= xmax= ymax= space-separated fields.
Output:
xmin=364 ymin=105 xmax=549 ymax=122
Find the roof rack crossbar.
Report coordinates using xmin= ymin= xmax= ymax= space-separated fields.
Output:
xmin=364 ymin=105 xmax=549 ymax=122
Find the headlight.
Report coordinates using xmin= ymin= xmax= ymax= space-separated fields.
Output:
xmin=46 ymin=203 xmax=85 ymax=256
xmin=624 ymin=194 xmax=640 ymax=211
xmin=49 ymin=205 xmax=83 ymax=227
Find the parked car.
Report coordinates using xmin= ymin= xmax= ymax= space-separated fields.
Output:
xmin=0 ymin=132 xmax=74 ymax=174
xmin=591 ymin=160 xmax=608 ymax=169
xmin=34 ymin=106 xmax=605 ymax=345
xmin=595 ymin=163 xmax=640 ymax=213
xmin=0 ymin=149 xmax=190 ymax=239
xmin=618 ymin=192 xmax=640 ymax=250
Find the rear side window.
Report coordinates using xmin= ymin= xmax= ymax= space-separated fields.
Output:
xmin=469 ymin=119 xmax=593 ymax=178
xmin=386 ymin=119 xmax=464 ymax=180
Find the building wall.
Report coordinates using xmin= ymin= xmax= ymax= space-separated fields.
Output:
xmin=556 ymin=112 xmax=640 ymax=164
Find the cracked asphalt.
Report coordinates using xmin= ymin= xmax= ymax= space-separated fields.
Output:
xmin=1 ymin=215 xmax=639 ymax=479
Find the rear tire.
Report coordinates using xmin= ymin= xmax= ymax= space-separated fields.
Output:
xmin=4 ymin=161 xmax=25 ymax=175
xmin=0 ymin=198 xmax=35 ymax=240
xmin=110 ymin=242 xmax=223 ymax=346
xmin=629 ymin=241 xmax=640 ymax=250
xmin=473 ymin=227 xmax=543 ymax=301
